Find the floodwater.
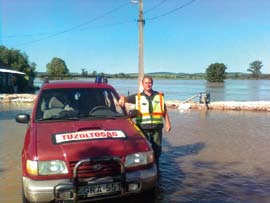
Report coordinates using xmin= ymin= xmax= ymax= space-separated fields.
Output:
xmin=34 ymin=78 xmax=270 ymax=102
xmin=1 ymin=104 xmax=270 ymax=203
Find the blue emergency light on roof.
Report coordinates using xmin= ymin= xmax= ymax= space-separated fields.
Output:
xmin=44 ymin=77 xmax=49 ymax=84
xmin=95 ymin=76 xmax=108 ymax=84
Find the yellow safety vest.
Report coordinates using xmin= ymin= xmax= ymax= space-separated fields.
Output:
xmin=135 ymin=92 xmax=165 ymax=125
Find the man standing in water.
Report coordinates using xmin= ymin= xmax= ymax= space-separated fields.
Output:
xmin=119 ymin=76 xmax=171 ymax=171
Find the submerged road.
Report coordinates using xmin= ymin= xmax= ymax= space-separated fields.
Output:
xmin=1 ymin=107 xmax=270 ymax=203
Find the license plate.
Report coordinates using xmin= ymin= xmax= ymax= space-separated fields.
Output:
xmin=78 ymin=182 xmax=121 ymax=197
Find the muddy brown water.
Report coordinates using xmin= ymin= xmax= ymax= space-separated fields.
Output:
xmin=1 ymin=105 xmax=270 ymax=203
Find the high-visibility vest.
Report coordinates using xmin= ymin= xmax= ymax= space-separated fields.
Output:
xmin=135 ymin=92 xmax=165 ymax=125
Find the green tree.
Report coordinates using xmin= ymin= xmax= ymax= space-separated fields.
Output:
xmin=0 ymin=45 xmax=36 ymax=92
xmin=247 ymin=60 xmax=262 ymax=79
xmin=46 ymin=57 xmax=69 ymax=77
xmin=81 ymin=68 xmax=88 ymax=76
xmin=205 ymin=63 xmax=227 ymax=82
xmin=117 ymin=73 xmax=126 ymax=78
xmin=92 ymin=70 xmax=97 ymax=76
xmin=233 ymin=73 xmax=240 ymax=79
xmin=98 ymin=72 xmax=105 ymax=76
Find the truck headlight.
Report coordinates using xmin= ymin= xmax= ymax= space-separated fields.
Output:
xmin=27 ymin=160 xmax=68 ymax=175
xmin=125 ymin=152 xmax=154 ymax=168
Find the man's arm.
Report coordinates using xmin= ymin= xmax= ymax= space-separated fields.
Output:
xmin=164 ymin=106 xmax=171 ymax=132
xmin=119 ymin=94 xmax=136 ymax=107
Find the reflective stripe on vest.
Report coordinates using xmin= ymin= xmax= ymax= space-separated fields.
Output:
xmin=135 ymin=93 xmax=165 ymax=125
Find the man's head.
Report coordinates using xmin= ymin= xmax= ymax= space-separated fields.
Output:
xmin=142 ymin=75 xmax=153 ymax=92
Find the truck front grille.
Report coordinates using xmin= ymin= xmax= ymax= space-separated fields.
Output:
xmin=69 ymin=160 xmax=121 ymax=178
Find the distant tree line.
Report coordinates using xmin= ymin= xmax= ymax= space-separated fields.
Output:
xmin=44 ymin=57 xmax=268 ymax=83
xmin=1 ymin=45 xmax=269 ymax=89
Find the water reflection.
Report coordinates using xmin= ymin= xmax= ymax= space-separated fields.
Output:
xmin=160 ymin=110 xmax=270 ymax=203
xmin=0 ymin=103 xmax=32 ymax=120
xmin=206 ymin=82 xmax=225 ymax=101
xmin=101 ymin=110 xmax=270 ymax=203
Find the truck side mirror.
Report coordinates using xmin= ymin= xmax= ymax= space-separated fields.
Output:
xmin=15 ymin=113 xmax=30 ymax=124
xmin=129 ymin=109 xmax=139 ymax=119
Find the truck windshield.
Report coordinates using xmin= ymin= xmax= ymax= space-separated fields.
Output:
xmin=35 ymin=88 xmax=126 ymax=121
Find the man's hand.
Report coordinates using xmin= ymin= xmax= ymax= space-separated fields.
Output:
xmin=119 ymin=96 xmax=126 ymax=107
xmin=165 ymin=122 xmax=171 ymax=132
xmin=164 ymin=111 xmax=171 ymax=133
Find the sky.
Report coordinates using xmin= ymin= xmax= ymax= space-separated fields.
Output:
xmin=0 ymin=0 xmax=270 ymax=74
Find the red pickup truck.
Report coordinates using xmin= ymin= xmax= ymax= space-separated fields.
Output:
xmin=16 ymin=78 xmax=157 ymax=203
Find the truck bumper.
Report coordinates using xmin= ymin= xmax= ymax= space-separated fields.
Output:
xmin=23 ymin=166 xmax=157 ymax=203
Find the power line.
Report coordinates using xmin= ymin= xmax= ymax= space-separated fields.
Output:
xmin=79 ymin=19 xmax=136 ymax=31
xmin=144 ymin=0 xmax=169 ymax=14
xmin=11 ymin=2 xmax=130 ymax=47
xmin=3 ymin=32 xmax=54 ymax=39
xmin=3 ymin=20 xmax=136 ymax=40
xmin=6 ymin=0 xmax=197 ymax=47
xmin=146 ymin=0 xmax=197 ymax=21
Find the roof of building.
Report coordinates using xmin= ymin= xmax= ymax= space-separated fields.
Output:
xmin=0 ymin=61 xmax=25 ymax=75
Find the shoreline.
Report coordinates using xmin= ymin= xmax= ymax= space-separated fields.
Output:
xmin=166 ymin=100 xmax=270 ymax=112
xmin=1 ymin=94 xmax=270 ymax=112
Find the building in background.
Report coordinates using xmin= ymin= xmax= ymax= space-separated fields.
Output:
xmin=0 ymin=61 xmax=25 ymax=93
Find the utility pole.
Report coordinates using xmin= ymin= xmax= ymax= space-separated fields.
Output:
xmin=137 ymin=0 xmax=144 ymax=92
